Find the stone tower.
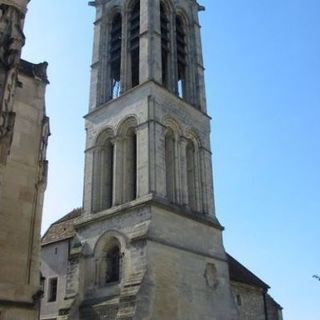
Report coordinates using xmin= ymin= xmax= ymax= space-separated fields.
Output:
xmin=62 ymin=0 xmax=239 ymax=319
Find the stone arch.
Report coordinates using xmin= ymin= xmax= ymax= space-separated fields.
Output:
xmin=94 ymin=230 xmax=128 ymax=287
xmin=106 ymin=5 xmax=122 ymax=21
xmin=95 ymin=126 xmax=115 ymax=146
xmin=116 ymin=115 xmax=138 ymax=137
xmin=163 ymin=116 xmax=182 ymax=140
xmin=185 ymin=128 xmax=202 ymax=150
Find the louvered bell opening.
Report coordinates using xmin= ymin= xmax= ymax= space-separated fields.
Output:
xmin=176 ymin=17 xmax=186 ymax=80
xmin=130 ymin=1 xmax=140 ymax=87
xmin=161 ymin=3 xmax=170 ymax=87
xmin=110 ymin=14 xmax=122 ymax=99
xmin=176 ymin=16 xmax=187 ymax=98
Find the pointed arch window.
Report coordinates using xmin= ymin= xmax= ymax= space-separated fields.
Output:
xmin=165 ymin=128 xmax=176 ymax=202
xmin=130 ymin=0 xmax=140 ymax=88
xmin=176 ymin=15 xmax=187 ymax=99
xmin=110 ymin=13 xmax=122 ymax=99
xmin=105 ymin=245 xmax=120 ymax=284
xmin=160 ymin=2 xmax=170 ymax=88
xmin=186 ymin=140 xmax=197 ymax=211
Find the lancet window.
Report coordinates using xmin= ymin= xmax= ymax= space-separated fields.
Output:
xmin=160 ymin=2 xmax=170 ymax=88
xmin=110 ymin=13 xmax=122 ymax=99
xmin=129 ymin=0 xmax=140 ymax=88
xmin=176 ymin=15 xmax=187 ymax=99
xmin=105 ymin=245 xmax=121 ymax=284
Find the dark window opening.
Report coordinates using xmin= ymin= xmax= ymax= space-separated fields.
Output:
xmin=236 ymin=294 xmax=242 ymax=306
xmin=106 ymin=246 xmax=120 ymax=283
xmin=48 ymin=277 xmax=58 ymax=302
xmin=160 ymin=2 xmax=169 ymax=87
xmin=110 ymin=13 xmax=122 ymax=99
xmin=176 ymin=16 xmax=187 ymax=99
xmin=130 ymin=0 xmax=140 ymax=87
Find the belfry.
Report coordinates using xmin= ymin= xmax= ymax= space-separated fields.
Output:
xmin=54 ymin=0 xmax=239 ymax=318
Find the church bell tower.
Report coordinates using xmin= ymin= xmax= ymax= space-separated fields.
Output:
xmin=68 ymin=0 xmax=238 ymax=319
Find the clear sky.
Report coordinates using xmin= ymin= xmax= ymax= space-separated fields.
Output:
xmin=22 ymin=1 xmax=320 ymax=319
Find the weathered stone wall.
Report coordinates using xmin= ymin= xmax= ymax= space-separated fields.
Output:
xmin=0 ymin=69 xmax=48 ymax=319
xmin=231 ymin=282 xmax=266 ymax=320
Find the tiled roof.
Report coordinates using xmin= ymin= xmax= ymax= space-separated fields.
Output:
xmin=41 ymin=208 xmax=82 ymax=246
xmin=227 ymin=254 xmax=270 ymax=290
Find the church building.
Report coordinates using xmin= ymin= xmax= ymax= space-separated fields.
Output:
xmin=40 ymin=0 xmax=282 ymax=319
xmin=0 ymin=0 xmax=50 ymax=319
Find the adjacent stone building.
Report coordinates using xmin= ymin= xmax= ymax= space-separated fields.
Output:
xmin=0 ymin=1 xmax=50 ymax=319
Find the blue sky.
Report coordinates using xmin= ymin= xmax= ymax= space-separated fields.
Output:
xmin=22 ymin=1 xmax=320 ymax=319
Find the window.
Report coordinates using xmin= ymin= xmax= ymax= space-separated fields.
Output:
xmin=48 ymin=277 xmax=58 ymax=302
xmin=165 ymin=128 xmax=176 ymax=202
xmin=105 ymin=245 xmax=120 ymax=283
xmin=160 ymin=2 xmax=170 ymax=88
xmin=236 ymin=294 xmax=242 ymax=306
xmin=110 ymin=13 xmax=122 ymax=99
xmin=176 ymin=15 xmax=187 ymax=99
xmin=130 ymin=0 xmax=140 ymax=88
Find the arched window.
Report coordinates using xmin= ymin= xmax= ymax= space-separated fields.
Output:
xmin=176 ymin=15 xmax=187 ymax=99
xmin=124 ymin=128 xmax=137 ymax=202
xmin=160 ymin=2 xmax=170 ymax=88
xmin=186 ymin=140 xmax=196 ymax=211
xmin=110 ymin=13 xmax=122 ymax=99
xmin=129 ymin=0 xmax=140 ymax=88
xmin=105 ymin=245 xmax=120 ymax=284
xmin=92 ymin=136 xmax=114 ymax=212
xmin=165 ymin=128 xmax=176 ymax=202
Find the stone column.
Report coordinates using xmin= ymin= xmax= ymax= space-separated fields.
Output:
xmin=192 ymin=6 xmax=207 ymax=113
xmin=139 ymin=0 xmax=161 ymax=84
xmin=83 ymin=146 xmax=95 ymax=215
xmin=136 ymin=121 xmax=151 ymax=197
xmin=179 ymin=137 xmax=188 ymax=206
xmin=88 ymin=2 xmax=104 ymax=110
xmin=200 ymin=147 xmax=216 ymax=216
xmin=112 ymin=136 xmax=123 ymax=206
xmin=194 ymin=146 xmax=203 ymax=213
